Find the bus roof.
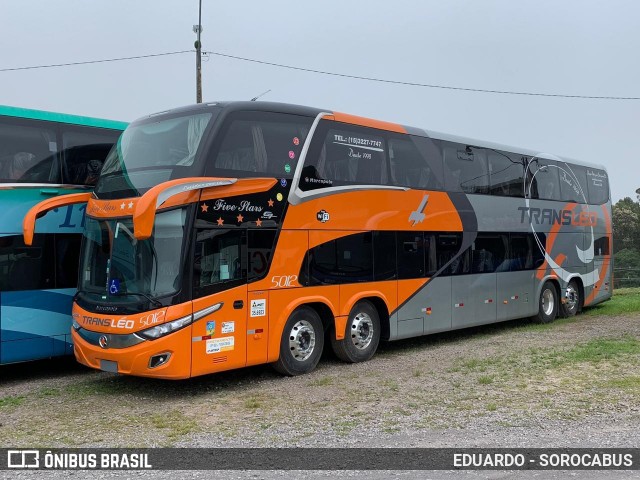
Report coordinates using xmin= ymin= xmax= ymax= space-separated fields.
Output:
xmin=0 ymin=104 xmax=127 ymax=130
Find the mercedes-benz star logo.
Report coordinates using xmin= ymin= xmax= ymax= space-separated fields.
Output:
xmin=98 ymin=335 xmax=109 ymax=349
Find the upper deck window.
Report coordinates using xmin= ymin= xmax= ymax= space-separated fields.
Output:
xmin=586 ymin=168 xmax=609 ymax=205
xmin=207 ymin=111 xmax=313 ymax=179
xmin=443 ymin=142 xmax=490 ymax=194
xmin=96 ymin=111 xmax=215 ymax=198
xmin=300 ymin=121 xmax=389 ymax=191
xmin=0 ymin=118 xmax=59 ymax=183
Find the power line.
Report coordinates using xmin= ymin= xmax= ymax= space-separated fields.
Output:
xmin=2 ymin=48 xmax=638 ymax=101
xmin=0 ymin=50 xmax=193 ymax=72
xmin=204 ymin=51 xmax=640 ymax=101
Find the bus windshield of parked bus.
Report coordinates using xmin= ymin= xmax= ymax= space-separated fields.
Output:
xmin=80 ymin=207 xmax=190 ymax=305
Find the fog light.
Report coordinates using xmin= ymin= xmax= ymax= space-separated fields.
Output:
xmin=149 ymin=353 xmax=171 ymax=369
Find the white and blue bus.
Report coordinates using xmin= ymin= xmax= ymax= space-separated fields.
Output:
xmin=0 ymin=105 xmax=125 ymax=364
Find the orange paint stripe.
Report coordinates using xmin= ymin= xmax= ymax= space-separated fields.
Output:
xmin=536 ymin=203 xmax=577 ymax=280
xmin=585 ymin=205 xmax=613 ymax=306
xmin=331 ymin=111 xmax=407 ymax=134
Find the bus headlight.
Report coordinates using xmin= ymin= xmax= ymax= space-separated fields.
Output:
xmin=138 ymin=314 xmax=193 ymax=340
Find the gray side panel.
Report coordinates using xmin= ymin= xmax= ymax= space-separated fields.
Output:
xmin=497 ymin=271 xmax=536 ymax=321
xmin=392 ymin=278 xmax=452 ymax=339
xmin=452 ymin=274 xmax=497 ymax=328
xmin=397 ymin=317 xmax=424 ymax=340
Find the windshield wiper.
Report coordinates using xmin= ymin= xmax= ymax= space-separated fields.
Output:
xmin=112 ymin=291 xmax=163 ymax=309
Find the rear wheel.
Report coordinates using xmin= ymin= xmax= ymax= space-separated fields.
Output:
xmin=273 ymin=307 xmax=324 ymax=376
xmin=534 ymin=281 xmax=558 ymax=324
xmin=561 ymin=279 xmax=582 ymax=317
xmin=331 ymin=300 xmax=381 ymax=363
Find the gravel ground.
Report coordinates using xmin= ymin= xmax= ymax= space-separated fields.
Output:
xmin=1 ymin=311 xmax=639 ymax=478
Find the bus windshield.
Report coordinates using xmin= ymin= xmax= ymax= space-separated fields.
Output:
xmin=95 ymin=111 xmax=216 ymax=198
xmin=80 ymin=207 xmax=190 ymax=303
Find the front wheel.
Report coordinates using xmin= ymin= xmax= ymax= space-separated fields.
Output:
xmin=273 ymin=306 xmax=324 ymax=376
xmin=561 ymin=279 xmax=582 ymax=317
xmin=331 ymin=300 xmax=381 ymax=363
xmin=534 ymin=281 xmax=558 ymax=324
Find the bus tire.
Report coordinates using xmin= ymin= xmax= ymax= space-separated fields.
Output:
xmin=561 ymin=279 xmax=581 ymax=317
xmin=331 ymin=300 xmax=381 ymax=363
xmin=534 ymin=281 xmax=558 ymax=324
xmin=273 ymin=306 xmax=324 ymax=376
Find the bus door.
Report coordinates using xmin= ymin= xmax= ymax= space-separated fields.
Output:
xmin=190 ymin=228 xmax=248 ymax=377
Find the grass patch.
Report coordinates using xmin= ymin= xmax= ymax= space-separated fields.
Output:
xmin=585 ymin=288 xmax=640 ymax=316
xmin=36 ymin=387 xmax=61 ymax=398
xmin=478 ymin=375 xmax=494 ymax=385
xmin=150 ymin=410 xmax=198 ymax=440
xmin=244 ymin=397 xmax=262 ymax=409
xmin=605 ymin=376 xmax=640 ymax=390
xmin=486 ymin=403 xmax=497 ymax=412
xmin=0 ymin=395 xmax=24 ymax=408
xmin=307 ymin=376 xmax=333 ymax=387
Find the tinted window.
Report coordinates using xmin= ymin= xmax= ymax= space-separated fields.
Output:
xmin=307 ymin=233 xmax=373 ymax=285
xmin=210 ymin=111 xmax=312 ymax=178
xmin=472 ymin=234 xmax=508 ymax=273
xmin=55 ymin=234 xmax=82 ymax=288
xmin=508 ymin=233 xmax=545 ymax=271
xmin=193 ymin=229 xmax=246 ymax=298
xmin=61 ymin=129 xmax=120 ymax=185
xmin=300 ymin=121 xmax=388 ymax=191
xmin=397 ymin=232 xmax=425 ymax=279
xmin=559 ymin=163 xmax=588 ymax=204
xmin=389 ymin=136 xmax=442 ymax=190
xmin=488 ymin=150 xmax=524 ymax=197
xmin=373 ymin=231 xmax=396 ymax=281
xmin=247 ymin=229 xmax=277 ymax=282
xmin=0 ymin=118 xmax=59 ymax=183
xmin=594 ymin=235 xmax=610 ymax=256
xmin=529 ymin=161 xmax=562 ymax=201
xmin=437 ymin=233 xmax=470 ymax=275
xmin=0 ymin=234 xmax=55 ymax=291
xmin=443 ymin=143 xmax=490 ymax=194
xmin=586 ymin=169 xmax=609 ymax=205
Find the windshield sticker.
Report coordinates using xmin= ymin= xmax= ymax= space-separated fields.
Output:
xmin=250 ymin=299 xmax=266 ymax=317
xmin=221 ymin=321 xmax=235 ymax=334
xmin=293 ymin=137 xmax=300 ymax=146
xmin=280 ymin=179 xmax=287 ymax=187
xmin=206 ymin=336 xmax=234 ymax=354
xmin=276 ymin=193 xmax=283 ymax=202
xmin=267 ymin=199 xmax=274 ymax=207
xmin=109 ymin=279 xmax=120 ymax=295
xmin=284 ymin=164 xmax=291 ymax=174
xmin=206 ymin=321 xmax=216 ymax=336
xmin=288 ymin=151 xmax=295 ymax=160
xmin=332 ymin=133 xmax=384 ymax=152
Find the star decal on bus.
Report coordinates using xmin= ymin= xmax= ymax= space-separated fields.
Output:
xmin=216 ymin=217 xmax=224 ymax=226
xmin=201 ymin=203 xmax=209 ymax=213
xmin=255 ymin=219 xmax=262 ymax=227
xmin=237 ymin=214 xmax=244 ymax=223
xmin=267 ymin=199 xmax=274 ymax=207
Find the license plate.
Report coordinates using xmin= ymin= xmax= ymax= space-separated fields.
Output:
xmin=100 ymin=359 xmax=118 ymax=373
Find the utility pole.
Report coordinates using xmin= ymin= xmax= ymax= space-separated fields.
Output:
xmin=194 ymin=0 xmax=203 ymax=103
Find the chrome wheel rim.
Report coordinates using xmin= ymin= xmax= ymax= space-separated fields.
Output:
xmin=350 ymin=312 xmax=374 ymax=350
xmin=288 ymin=320 xmax=316 ymax=361
xmin=542 ymin=288 xmax=555 ymax=316
xmin=565 ymin=284 xmax=578 ymax=312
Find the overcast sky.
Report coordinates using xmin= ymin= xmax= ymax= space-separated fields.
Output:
xmin=1 ymin=0 xmax=637 ymax=201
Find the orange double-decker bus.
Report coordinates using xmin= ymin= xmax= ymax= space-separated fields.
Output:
xmin=23 ymin=101 xmax=612 ymax=379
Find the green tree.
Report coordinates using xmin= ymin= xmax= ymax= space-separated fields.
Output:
xmin=612 ymin=197 xmax=640 ymax=254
